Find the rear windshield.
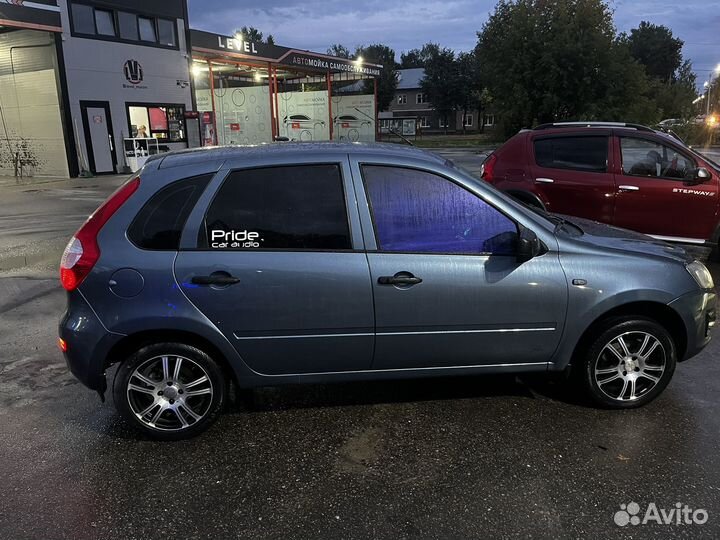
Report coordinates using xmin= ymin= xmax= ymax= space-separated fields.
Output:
xmin=128 ymin=174 xmax=213 ymax=250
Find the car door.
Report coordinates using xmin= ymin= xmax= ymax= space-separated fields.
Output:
xmin=530 ymin=133 xmax=615 ymax=223
xmin=613 ymin=134 xmax=719 ymax=241
xmin=174 ymin=162 xmax=375 ymax=375
xmin=353 ymin=161 xmax=568 ymax=370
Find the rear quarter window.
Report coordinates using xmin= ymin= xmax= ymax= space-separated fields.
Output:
xmin=128 ymin=174 xmax=213 ymax=250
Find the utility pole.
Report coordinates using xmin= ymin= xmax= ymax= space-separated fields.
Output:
xmin=707 ymin=74 xmax=712 ymax=117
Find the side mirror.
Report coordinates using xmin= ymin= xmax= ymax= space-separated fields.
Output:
xmin=687 ymin=167 xmax=711 ymax=184
xmin=517 ymin=226 xmax=544 ymax=263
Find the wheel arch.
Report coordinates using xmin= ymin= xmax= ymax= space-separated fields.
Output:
xmin=105 ymin=329 xmax=240 ymax=388
xmin=569 ymin=301 xmax=687 ymax=368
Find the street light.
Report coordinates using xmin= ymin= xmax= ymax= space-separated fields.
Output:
xmin=706 ymin=63 xmax=720 ymax=117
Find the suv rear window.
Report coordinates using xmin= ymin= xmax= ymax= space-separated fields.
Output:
xmin=202 ymin=164 xmax=351 ymax=250
xmin=534 ymin=136 xmax=608 ymax=172
xmin=128 ymin=174 xmax=212 ymax=250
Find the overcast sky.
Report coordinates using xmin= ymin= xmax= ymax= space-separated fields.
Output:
xmin=188 ymin=0 xmax=720 ymax=88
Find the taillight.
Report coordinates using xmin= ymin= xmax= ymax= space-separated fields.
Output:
xmin=60 ymin=177 xmax=140 ymax=291
xmin=480 ymin=153 xmax=497 ymax=183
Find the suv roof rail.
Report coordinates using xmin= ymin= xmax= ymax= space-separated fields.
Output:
xmin=533 ymin=122 xmax=655 ymax=133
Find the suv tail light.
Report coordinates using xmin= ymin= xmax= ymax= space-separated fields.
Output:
xmin=480 ymin=153 xmax=497 ymax=183
xmin=60 ymin=177 xmax=140 ymax=291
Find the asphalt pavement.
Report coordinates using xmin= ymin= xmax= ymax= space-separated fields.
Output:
xmin=0 ymin=176 xmax=128 ymax=272
xmin=2 ymin=152 xmax=720 ymax=539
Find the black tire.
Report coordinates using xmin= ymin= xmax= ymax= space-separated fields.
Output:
xmin=113 ymin=342 xmax=226 ymax=440
xmin=579 ymin=317 xmax=676 ymax=409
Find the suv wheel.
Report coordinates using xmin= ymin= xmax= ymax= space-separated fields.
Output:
xmin=580 ymin=318 xmax=676 ymax=408
xmin=113 ymin=343 xmax=226 ymax=440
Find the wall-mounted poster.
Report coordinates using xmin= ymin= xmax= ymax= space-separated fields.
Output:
xmin=277 ymin=90 xmax=330 ymax=141
xmin=331 ymin=94 xmax=375 ymax=142
xmin=196 ymin=86 xmax=272 ymax=145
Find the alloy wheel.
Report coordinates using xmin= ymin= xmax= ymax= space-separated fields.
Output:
xmin=126 ymin=354 xmax=214 ymax=431
xmin=593 ymin=331 xmax=666 ymax=402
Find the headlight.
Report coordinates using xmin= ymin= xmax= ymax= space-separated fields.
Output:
xmin=687 ymin=260 xmax=714 ymax=290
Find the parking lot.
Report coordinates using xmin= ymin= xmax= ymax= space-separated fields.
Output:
xmin=2 ymin=149 xmax=720 ymax=539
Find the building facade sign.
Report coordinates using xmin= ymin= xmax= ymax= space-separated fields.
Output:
xmin=190 ymin=29 xmax=383 ymax=76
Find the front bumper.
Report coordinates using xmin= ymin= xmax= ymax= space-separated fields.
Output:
xmin=668 ymin=289 xmax=717 ymax=361
xmin=58 ymin=290 xmax=123 ymax=395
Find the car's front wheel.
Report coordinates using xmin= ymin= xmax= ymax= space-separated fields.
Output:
xmin=113 ymin=342 xmax=226 ymax=440
xmin=580 ymin=318 xmax=676 ymax=408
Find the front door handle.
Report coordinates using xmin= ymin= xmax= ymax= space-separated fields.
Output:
xmin=618 ymin=185 xmax=640 ymax=192
xmin=191 ymin=274 xmax=240 ymax=286
xmin=535 ymin=177 xmax=554 ymax=184
xmin=378 ymin=273 xmax=423 ymax=286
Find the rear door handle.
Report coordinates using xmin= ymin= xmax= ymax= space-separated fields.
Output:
xmin=618 ymin=185 xmax=640 ymax=192
xmin=378 ymin=274 xmax=423 ymax=286
xmin=535 ymin=177 xmax=554 ymax=184
xmin=191 ymin=274 xmax=240 ymax=286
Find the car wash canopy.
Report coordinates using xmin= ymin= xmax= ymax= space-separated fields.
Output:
xmin=190 ymin=29 xmax=382 ymax=145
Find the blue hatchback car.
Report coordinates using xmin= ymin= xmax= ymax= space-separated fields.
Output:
xmin=59 ymin=143 xmax=716 ymax=439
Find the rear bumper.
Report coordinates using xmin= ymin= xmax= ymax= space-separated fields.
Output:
xmin=58 ymin=291 xmax=123 ymax=394
xmin=668 ymin=289 xmax=716 ymax=361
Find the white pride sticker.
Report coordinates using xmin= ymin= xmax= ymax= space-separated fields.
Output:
xmin=211 ymin=230 xmax=263 ymax=249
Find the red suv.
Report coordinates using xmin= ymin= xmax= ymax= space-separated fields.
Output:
xmin=482 ymin=122 xmax=720 ymax=249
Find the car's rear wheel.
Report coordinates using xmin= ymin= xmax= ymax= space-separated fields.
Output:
xmin=580 ymin=318 xmax=676 ymax=408
xmin=113 ymin=342 xmax=226 ymax=440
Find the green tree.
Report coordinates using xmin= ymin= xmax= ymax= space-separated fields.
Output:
xmin=420 ymin=46 xmax=459 ymax=133
xmin=652 ymin=61 xmax=697 ymax=118
xmin=623 ymin=22 xmax=696 ymax=119
xmin=476 ymin=0 xmax=654 ymax=135
xmin=625 ymin=22 xmax=683 ymax=83
xmin=400 ymin=50 xmax=423 ymax=68
xmin=327 ymin=44 xmax=351 ymax=58
xmin=355 ymin=44 xmax=399 ymax=111
xmin=587 ymin=40 xmax=656 ymax=124
xmin=400 ymin=44 xmax=441 ymax=68
xmin=455 ymin=51 xmax=483 ymax=134
xmin=235 ymin=26 xmax=276 ymax=45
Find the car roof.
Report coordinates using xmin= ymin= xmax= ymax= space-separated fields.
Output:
xmin=148 ymin=141 xmax=447 ymax=169
xmin=526 ymin=122 xmax=663 ymax=137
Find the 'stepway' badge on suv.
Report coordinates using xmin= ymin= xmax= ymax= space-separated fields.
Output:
xmin=672 ymin=188 xmax=715 ymax=196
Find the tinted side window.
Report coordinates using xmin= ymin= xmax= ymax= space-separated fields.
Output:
xmin=363 ymin=165 xmax=517 ymax=255
xmin=128 ymin=174 xmax=212 ymax=250
xmin=203 ymin=165 xmax=351 ymax=250
xmin=620 ymin=137 xmax=694 ymax=180
xmin=534 ymin=136 xmax=608 ymax=172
